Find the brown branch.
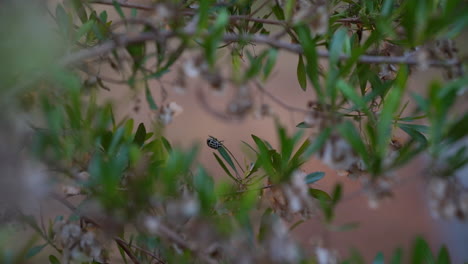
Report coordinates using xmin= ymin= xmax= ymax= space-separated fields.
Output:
xmin=59 ymin=28 xmax=461 ymax=69
xmin=89 ymin=0 xmax=154 ymax=10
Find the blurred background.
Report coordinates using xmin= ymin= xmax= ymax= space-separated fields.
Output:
xmin=1 ymin=0 xmax=467 ymax=263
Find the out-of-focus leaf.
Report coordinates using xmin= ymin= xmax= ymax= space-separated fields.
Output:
xmin=272 ymin=4 xmax=285 ymax=20
xmin=49 ymin=255 xmax=61 ymax=264
xmin=133 ymin=123 xmax=146 ymax=147
xmin=328 ymin=222 xmax=360 ymax=232
xmin=258 ymin=208 xmax=274 ymax=241
xmin=391 ymin=248 xmax=403 ymax=264
xmin=297 ymin=56 xmax=307 ymax=91
xmin=161 ymin=136 xmax=172 ymax=152
xmin=144 ymin=82 xmax=158 ymax=110
xmin=26 ymin=243 xmax=48 ymax=259
xmin=296 ymin=121 xmax=313 ymax=128
xmin=112 ymin=0 xmax=125 ymax=19
xmin=338 ymin=121 xmax=369 ymax=166
xmin=372 ymin=252 xmax=385 ymax=264
xmin=309 ymin=188 xmax=332 ymax=201
xmin=436 ymin=246 xmax=451 ymax=264
xmin=305 ymin=171 xmax=325 ymax=184
xmin=76 ymin=20 xmax=94 ymax=39
xmin=295 ymin=25 xmax=321 ymax=97
xmin=71 ymin=0 xmax=87 ymax=23
xmin=263 ymin=49 xmax=278 ymax=79
xmin=412 ymin=237 xmax=435 ymax=264
xmin=332 ymin=183 xmax=342 ymax=205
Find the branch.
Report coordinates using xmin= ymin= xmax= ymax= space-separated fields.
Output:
xmin=59 ymin=28 xmax=461 ymax=69
xmin=50 ymin=193 xmax=218 ymax=264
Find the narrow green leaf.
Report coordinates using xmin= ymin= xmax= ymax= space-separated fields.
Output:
xmin=436 ymin=246 xmax=451 ymax=264
xmin=112 ymin=0 xmax=125 ymax=19
xmin=263 ymin=49 xmax=278 ymax=79
xmin=305 ymin=171 xmax=325 ymax=184
xmin=26 ymin=244 xmax=48 ymax=259
xmin=391 ymin=248 xmax=403 ymax=264
xmin=76 ymin=20 xmax=94 ymax=40
xmin=218 ymin=147 xmax=239 ymax=175
xmin=272 ymin=4 xmax=285 ymax=20
xmin=213 ymin=153 xmax=238 ymax=182
xmin=329 ymin=28 xmax=348 ymax=66
xmin=252 ymin=135 xmax=276 ymax=179
xmin=309 ymin=188 xmax=332 ymax=201
xmin=71 ymin=0 xmax=88 ymax=23
xmin=338 ymin=80 xmax=371 ymax=115
xmin=337 ymin=121 xmax=369 ymax=166
xmin=144 ymin=83 xmax=158 ymax=110
xmin=289 ymin=219 xmax=305 ymax=231
xmin=332 ymin=183 xmax=342 ymax=205
xmin=133 ymin=123 xmax=146 ymax=147
xmin=372 ymin=252 xmax=385 ymax=264
xmin=296 ymin=121 xmax=313 ymax=128
xmin=297 ymin=56 xmax=307 ymax=91
xmin=412 ymin=237 xmax=435 ymax=264
xmin=328 ymin=222 xmax=360 ymax=232
xmin=161 ymin=136 xmax=172 ymax=152
xmin=49 ymin=255 xmax=61 ymax=264
xmin=295 ymin=25 xmax=321 ymax=97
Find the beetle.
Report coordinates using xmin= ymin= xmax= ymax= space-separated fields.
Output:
xmin=207 ymin=135 xmax=224 ymax=149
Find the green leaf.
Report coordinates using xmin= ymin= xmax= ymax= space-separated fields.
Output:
xmin=295 ymin=25 xmax=321 ymax=97
xmin=71 ymin=0 xmax=88 ymax=23
xmin=436 ymin=246 xmax=451 ymax=264
xmin=412 ymin=237 xmax=435 ymax=264
xmin=297 ymin=56 xmax=307 ymax=91
xmin=127 ymin=43 xmax=146 ymax=70
xmin=213 ymin=153 xmax=238 ymax=182
xmin=328 ymin=222 xmax=360 ymax=232
xmin=372 ymin=252 xmax=385 ymax=264
xmin=263 ymin=49 xmax=278 ymax=79
xmin=144 ymin=82 xmax=158 ymax=110
xmin=26 ymin=243 xmax=48 ymax=259
xmin=161 ymin=136 xmax=172 ymax=152
xmin=133 ymin=123 xmax=146 ymax=147
xmin=76 ymin=20 xmax=94 ymax=40
xmin=338 ymin=80 xmax=371 ymax=115
xmin=112 ymin=0 xmax=125 ymax=19
xmin=252 ymin=134 xmax=276 ymax=180
xmin=397 ymin=123 xmax=429 ymax=134
xmin=329 ymin=28 xmax=348 ymax=66
xmin=391 ymin=248 xmax=403 ymax=264
xmin=337 ymin=121 xmax=369 ymax=166
xmin=258 ymin=208 xmax=274 ymax=241
xmin=272 ymin=4 xmax=285 ymax=20
xmin=217 ymin=147 xmax=239 ymax=176
xmin=305 ymin=171 xmax=325 ymax=184
xmin=303 ymin=127 xmax=332 ymax=157
xmin=296 ymin=121 xmax=313 ymax=128
xmin=332 ymin=183 xmax=342 ymax=205
xmin=309 ymin=188 xmax=332 ymax=201
xmin=49 ymin=255 xmax=61 ymax=264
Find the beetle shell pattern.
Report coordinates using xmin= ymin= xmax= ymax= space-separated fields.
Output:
xmin=207 ymin=136 xmax=223 ymax=149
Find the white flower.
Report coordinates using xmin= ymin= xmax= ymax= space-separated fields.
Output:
xmin=59 ymin=223 xmax=82 ymax=247
xmin=144 ymin=216 xmax=160 ymax=234
xmin=315 ymin=246 xmax=338 ymax=264
xmin=168 ymin=101 xmax=183 ymax=117
xmin=183 ymin=59 xmax=201 ymax=78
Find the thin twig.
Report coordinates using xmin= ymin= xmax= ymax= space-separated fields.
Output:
xmin=50 ymin=193 xmax=218 ymax=264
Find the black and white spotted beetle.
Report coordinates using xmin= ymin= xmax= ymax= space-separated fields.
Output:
xmin=207 ymin=135 xmax=224 ymax=149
